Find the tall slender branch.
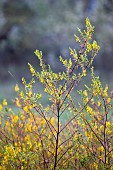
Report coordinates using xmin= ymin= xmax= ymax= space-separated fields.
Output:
xmin=54 ymin=103 xmax=60 ymax=170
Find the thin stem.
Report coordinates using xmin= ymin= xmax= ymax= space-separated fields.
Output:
xmin=103 ymin=98 xmax=108 ymax=169
xmin=82 ymin=117 xmax=104 ymax=148
xmin=60 ymin=95 xmax=93 ymax=134
xmin=54 ymin=104 xmax=60 ymax=170
xmin=59 ymin=130 xmax=77 ymax=148
xmin=57 ymin=145 xmax=73 ymax=165
xmin=34 ymin=106 xmax=57 ymax=140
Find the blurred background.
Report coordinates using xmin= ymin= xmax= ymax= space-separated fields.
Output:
xmin=0 ymin=0 xmax=113 ymax=105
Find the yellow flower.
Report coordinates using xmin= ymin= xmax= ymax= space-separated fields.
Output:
xmin=14 ymin=142 xmax=18 ymax=147
xmin=92 ymin=40 xmax=100 ymax=51
xmin=70 ymin=48 xmax=73 ymax=55
xmin=28 ymin=91 xmax=32 ymax=97
xmin=106 ymin=121 xmax=110 ymax=128
xmin=25 ymin=134 xmax=30 ymax=141
xmin=3 ymin=99 xmax=7 ymax=106
xmin=28 ymin=63 xmax=36 ymax=76
xmin=12 ymin=115 xmax=19 ymax=124
xmin=76 ymin=37 xmax=80 ymax=42
xmin=0 ymin=104 xmax=2 ymax=111
xmin=87 ymin=42 xmax=92 ymax=52
xmin=83 ymin=69 xmax=87 ymax=76
xmin=21 ymin=114 xmax=25 ymax=120
xmin=23 ymin=106 xmax=29 ymax=112
xmin=15 ymin=84 xmax=19 ymax=92
xmin=98 ymin=146 xmax=104 ymax=152
xmin=27 ymin=124 xmax=32 ymax=132
xmin=107 ymin=97 xmax=111 ymax=104
xmin=86 ymin=17 xmax=90 ymax=27
xmin=20 ymin=91 xmax=24 ymax=98
xmin=83 ymin=90 xmax=88 ymax=97
xmin=97 ymin=101 xmax=101 ymax=106
xmin=45 ymin=105 xmax=50 ymax=112
xmin=15 ymin=98 xmax=21 ymax=107
xmin=86 ymin=105 xmax=93 ymax=114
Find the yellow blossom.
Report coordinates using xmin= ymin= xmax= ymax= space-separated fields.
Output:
xmin=27 ymin=124 xmax=32 ymax=132
xmin=23 ymin=106 xmax=29 ymax=112
xmin=14 ymin=142 xmax=18 ymax=147
xmin=86 ymin=105 xmax=93 ymax=114
xmin=21 ymin=114 xmax=25 ymax=120
xmin=15 ymin=98 xmax=21 ymax=107
xmin=28 ymin=63 xmax=36 ymax=76
xmin=74 ymin=35 xmax=80 ymax=42
xmin=25 ymin=134 xmax=30 ymax=141
xmin=20 ymin=91 xmax=24 ymax=98
xmin=87 ymin=42 xmax=92 ymax=52
xmin=15 ymin=84 xmax=19 ymax=92
xmin=12 ymin=115 xmax=19 ymax=124
xmin=45 ymin=105 xmax=50 ymax=112
xmin=106 ymin=121 xmax=110 ymax=128
xmin=83 ymin=90 xmax=88 ymax=97
xmin=98 ymin=146 xmax=104 ymax=152
xmin=5 ymin=121 xmax=10 ymax=126
xmin=70 ymin=48 xmax=73 ymax=55
xmin=86 ymin=17 xmax=90 ymax=27
xmin=107 ymin=97 xmax=111 ymax=104
xmin=3 ymin=99 xmax=7 ymax=106
xmin=28 ymin=91 xmax=32 ymax=97
xmin=92 ymin=40 xmax=100 ymax=51
xmin=97 ymin=101 xmax=101 ymax=106
xmin=0 ymin=104 xmax=2 ymax=111
xmin=83 ymin=69 xmax=87 ymax=76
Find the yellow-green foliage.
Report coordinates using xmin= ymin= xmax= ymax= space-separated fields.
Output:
xmin=0 ymin=18 xmax=113 ymax=170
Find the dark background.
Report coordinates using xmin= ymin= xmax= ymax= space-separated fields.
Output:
xmin=0 ymin=0 xmax=113 ymax=100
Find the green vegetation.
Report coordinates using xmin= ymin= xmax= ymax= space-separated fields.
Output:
xmin=0 ymin=18 xmax=113 ymax=170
